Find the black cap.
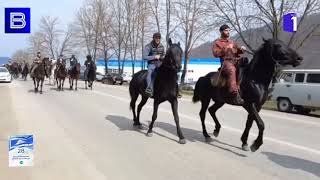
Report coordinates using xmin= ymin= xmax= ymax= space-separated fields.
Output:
xmin=153 ymin=32 xmax=161 ymax=39
xmin=219 ymin=24 xmax=230 ymax=32
xmin=86 ymin=55 xmax=92 ymax=60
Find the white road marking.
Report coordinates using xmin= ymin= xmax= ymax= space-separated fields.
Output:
xmin=101 ymin=85 xmax=320 ymax=127
xmin=91 ymin=90 xmax=320 ymax=155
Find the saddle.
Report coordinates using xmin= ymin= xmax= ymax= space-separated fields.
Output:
xmin=211 ymin=57 xmax=249 ymax=89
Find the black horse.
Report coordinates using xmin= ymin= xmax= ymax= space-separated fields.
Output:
xmin=10 ymin=62 xmax=19 ymax=79
xmin=22 ymin=64 xmax=29 ymax=81
xmin=85 ymin=61 xmax=96 ymax=90
xmin=32 ymin=58 xmax=50 ymax=94
xmin=192 ymin=38 xmax=303 ymax=152
xmin=129 ymin=39 xmax=185 ymax=144
xmin=68 ymin=63 xmax=81 ymax=91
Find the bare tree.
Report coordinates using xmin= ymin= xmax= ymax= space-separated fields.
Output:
xmin=58 ymin=24 xmax=76 ymax=57
xmin=109 ymin=0 xmax=132 ymax=74
xmin=11 ymin=49 xmax=31 ymax=64
xmin=174 ymin=0 xmax=215 ymax=84
xmin=75 ymin=0 xmax=106 ymax=61
xmin=210 ymin=0 xmax=320 ymax=52
xmin=28 ymin=31 xmax=47 ymax=57
xmin=75 ymin=6 xmax=94 ymax=56
xmin=148 ymin=0 xmax=161 ymax=33
xmin=140 ymin=0 xmax=148 ymax=70
xmin=39 ymin=16 xmax=61 ymax=59
xmin=99 ymin=5 xmax=114 ymax=74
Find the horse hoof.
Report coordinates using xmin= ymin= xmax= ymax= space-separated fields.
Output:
xmin=250 ymin=141 xmax=262 ymax=152
xmin=146 ymin=132 xmax=153 ymax=137
xmin=205 ymin=137 xmax=213 ymax=143
xmin=133 ymin=123 xmax=143 ymax=130
xmin=40 ymin=92 xmax=42 ymax=94
xmin=179 ymin=139 xmax=186 ymax=144
xmin=75 ymin=88 xmax=77 ymax=91
xmin=213 ymin=130 xmax=220 ymax=138
xmin=242 ymin=144 xmax=250 ymax=151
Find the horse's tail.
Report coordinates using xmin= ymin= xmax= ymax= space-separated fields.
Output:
xmin=129 ymin=80 xmax=134 ymax=110
xmin=192 ymin=77 xmax=203 ymax=103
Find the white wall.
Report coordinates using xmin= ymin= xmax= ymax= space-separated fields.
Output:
xmin=98 ymin=64 xmax=220 ymax=84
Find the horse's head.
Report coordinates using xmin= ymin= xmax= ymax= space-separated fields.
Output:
xmin=263 ymin=38 xmax=303 ymax=67
xmin=163 ymin=38 xmax=183 ymax=70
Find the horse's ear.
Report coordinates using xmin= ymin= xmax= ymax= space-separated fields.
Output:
xmin=177 ymin=42 xmax=180 ymax=47
xmin=168 ymin=38 xmax=173 ymax=46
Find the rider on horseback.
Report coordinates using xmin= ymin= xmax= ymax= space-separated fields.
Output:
xmin=30 ymin=51 xmax=42 ymax=78
xmin=68 ymin=55 xmax=78 ymax=74
xmin=212 ymin=24 xmax=247 ymax=105
xmin=143 ymin=32 xmax=165 ymax=97
xmin=56 ymin=55 xmax=66 ymax=70
xmin=84 ymin=55 xmax=94 ymax=80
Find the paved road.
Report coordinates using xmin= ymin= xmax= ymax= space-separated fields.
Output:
xmin=1 ymin=79 xmax=320 ymax=180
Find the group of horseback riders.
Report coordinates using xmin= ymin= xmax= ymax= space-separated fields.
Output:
xmin=29 ymin=51 xmax=95 ymax=80
xmin=144 ymin=24 xmax=247 ymax=105
xmin=26 ymin=23 xmax=245 ymax=103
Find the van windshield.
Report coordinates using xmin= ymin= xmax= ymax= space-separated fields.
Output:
xmin=280 ymin=73 xmax=293 ymax=82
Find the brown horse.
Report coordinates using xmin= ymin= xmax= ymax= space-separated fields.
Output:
xmin=32 ymin=58 xmax=50 ymax=94
xmin=55 ymin=63 xmax=67 ymax=91
xmin=68 ymin=63 xmax=81 ymax=91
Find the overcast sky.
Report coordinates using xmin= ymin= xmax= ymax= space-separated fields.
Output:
xmin=0 ymin=0 xmax=82 ymax=57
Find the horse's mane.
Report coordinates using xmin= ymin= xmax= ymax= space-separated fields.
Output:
xmin=161 ymin=43 xmax=181 ymax=69
xmin=248 ymin=40 xmax=271 ymax=72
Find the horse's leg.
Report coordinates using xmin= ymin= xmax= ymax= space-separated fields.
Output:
xmin=199 ymin=99 xmax=211 ymax=142
xmin=136 ymin=96 xmax=148 ymax=128
xmin=170 ymin=98 xmax=186 ymax=144
xmin=33 ymin=78 xmax=37 ymax=92
xmin=36 ymin=79 xmax=40 ymax=93
xmin=40 ymin=79 xmax=44 ymax=94
xmin=85 ymin=81 xmax=88 ymax=89
xmin=69 ymin=77 xmax=72 ymax=90
xmin=130 ymin=92 xmax=139 ymax=125
xmin=208 ymin=102 xmax=225 ymax=138
xmin=90 ymin=81 xmax=93 ymax=90
xmin=147 ymin=100 xmax=160 ymax=137
xmin=59 ymin=79 xmax=62 ymax=91
xmin=240 ymin=114 xmax=254 ymax=151
xmin=245 ymin=103 xmax=264 ymax=152
xmin=75 ymin=78 xmax=78 ymax=91
xmin=62 ymin=78 xmax=65 ymax=91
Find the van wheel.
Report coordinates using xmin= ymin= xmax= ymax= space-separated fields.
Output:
xmin=296 ymin=107 xmax=311 ymax=115
xmin=277 ymin=98 xmax=293 ymax=112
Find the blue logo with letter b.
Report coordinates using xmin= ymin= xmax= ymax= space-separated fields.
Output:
xmin=5 ymin=8 xmax=31 ymax=34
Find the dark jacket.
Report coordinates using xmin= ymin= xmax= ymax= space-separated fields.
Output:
xmin=143 ymin=41 xmax=165 ymax=63
xmin=70 ymin=57 xmax=78 ymax=66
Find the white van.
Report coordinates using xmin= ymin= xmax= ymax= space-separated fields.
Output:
xmin=270 ymin=69 xmax=320 ymax=114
